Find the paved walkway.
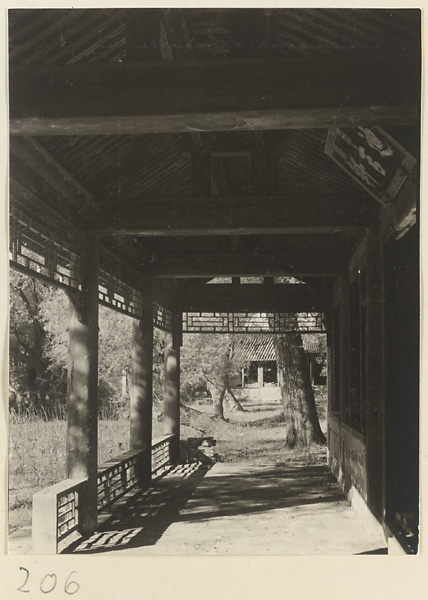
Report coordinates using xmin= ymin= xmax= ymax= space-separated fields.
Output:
xmin=68 ymin=458 xmax=387 ymax=555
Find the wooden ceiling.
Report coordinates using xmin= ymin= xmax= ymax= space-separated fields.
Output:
xmin=9 ymin=8 xmax=419 ymax=65
xmin=8 ymin=8 xmax=421 ymax=286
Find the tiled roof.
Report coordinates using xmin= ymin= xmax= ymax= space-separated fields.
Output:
xmin=233 ymin=335 xmax=320 ymax=361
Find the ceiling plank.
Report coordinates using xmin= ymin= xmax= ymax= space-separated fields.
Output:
xmin=10 ymin=137 xmax=95 ymax=212
xmin=10 ymin=54 xmax=419 ymax=135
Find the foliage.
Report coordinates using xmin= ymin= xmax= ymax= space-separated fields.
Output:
xmin=9 ymin=272 xmax=165 ymax=418
xmin=180 ymin=333 xmax=247 ymax=398
xmin=9 ymin=272 xmax=61 ymax=415
xmin=304 ymin=332 xmax=328 ymax=376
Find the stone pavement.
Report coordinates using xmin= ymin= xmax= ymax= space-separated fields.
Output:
xmin=68 ymin=457 xmax=387 ymax=555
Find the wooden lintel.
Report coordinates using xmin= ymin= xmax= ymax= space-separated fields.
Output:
xmin=10 ymin=54 xmax=419 ymax=135
xmin=150 ymin=252 xmax=345 ymax=278
xmin=180 ymin=283 xmax=330 ymax=312
xmin=92 ymin=195 xmax=369 ymax=235
xmin=10 ymin=106 xmax=417 ymax=137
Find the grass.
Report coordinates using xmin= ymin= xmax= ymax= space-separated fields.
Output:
xmin=8 ymin=386 xmax=327 ymax=534
xmin=184 ymin=387 xmax=327 ymax=465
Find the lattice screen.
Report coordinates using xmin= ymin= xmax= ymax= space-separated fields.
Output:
xmin=98 ymin=269 xmax=143 ymax=318
xmin=10 ymin=214 xmax=80 ymax=289
xmin=182 ymin=312 xmax=325 ymax=333
xmin=10 ymin=212 xmax=146 ymax=319
xmin=153 ymin=302 xmax=174 ymax=332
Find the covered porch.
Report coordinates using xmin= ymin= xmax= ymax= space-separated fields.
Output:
xmin=8 ymin=8 xmax=420 ymax=556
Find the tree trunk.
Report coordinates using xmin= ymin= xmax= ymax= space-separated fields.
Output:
xmin=274 ymin=327 xmax=326 ymax=448
xmin=226 ymin=385 xmax=245 ymax=412
xmin=208 ymin=382 xmax=226 ymax=419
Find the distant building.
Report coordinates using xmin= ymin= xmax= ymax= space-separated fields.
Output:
xmin=232 ymin=335 xmax=326 ymax=392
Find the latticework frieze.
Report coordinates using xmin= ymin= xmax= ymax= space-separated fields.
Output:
xmin=10 ymin=214 xmax=81 ymax=289
xmin=10 ymin=211 xmax=145 ymax=319
xmin=182 ymin=311 xmax=326 ymax=333
xmin=98 ymin=269 xmax=143 ymax=317
xmin=153 ymin=302 xmax=174 ymax=332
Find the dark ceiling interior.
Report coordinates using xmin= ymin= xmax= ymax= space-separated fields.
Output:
xmin=8 ymin=8 xmax=421 ymax=288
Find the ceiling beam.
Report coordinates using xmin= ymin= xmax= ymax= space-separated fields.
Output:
xmin=10 ymin=54 xmax=419 ymax=135
xmin=92 ymin=195 xmax=370 ymax=235
xmin=150 ymin=252 xmax=345 ymax=278
xmin=180 ymin=283 xmax=330 ymax=312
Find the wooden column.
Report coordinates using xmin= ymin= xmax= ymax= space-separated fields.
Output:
xmin=339 ymin=274 xmax=351 ymax=423
xmin=365 ymin=218 xmax=385 ymax=520
xmin=66 ymin=233 xmax=99 ymax=536
xmin=258 ymin=364 xmax=264 ymax=398
xmin=130 ymin=278 xmax=154 ymax=485
xmin=326 ymin=308 xmax=334 ymax=412
xmin=164 ymin=314 xmax=182 ymax=464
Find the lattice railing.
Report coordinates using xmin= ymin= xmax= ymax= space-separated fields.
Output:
xmin=151 ymin=435 xmax=175 ymax=477
xmin=57 ymin=486 xmax=81 ymax=541
xmin=182 ymin=311 xmax=326 ymax=333
xmin=32 ymin=435 xmax=177 ymax=554
xmin=97 ymin=449 xmax=144 ymax=513
xmin=32 ymin=477 xmax=87 ymax=554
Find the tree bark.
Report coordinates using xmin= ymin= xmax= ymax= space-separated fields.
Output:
xmin=226 ymin=385 xmax=245 ymax=411
xmin=208 ymin=382 xmax=225 ymax=419
xmin=274 ymin=326 xmax=326 ymax=448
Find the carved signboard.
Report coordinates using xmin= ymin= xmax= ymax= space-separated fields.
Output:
xmin=325 ymin=126 xmax=416 ymax=205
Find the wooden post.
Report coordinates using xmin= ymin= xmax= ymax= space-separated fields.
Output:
xmin=258 ymin=364 xmax=264 ymax=398
xmin=339 ymin=274 xmax=351 ymax=423
xmin=326 ymin=308 xmax=334 ymax=412
xmin=164 ymin=314 xmax=181 ymax=464
xmin=365 ymin=218 xmax=385 ymax=520
xmin=130 ymin=278 xmax=154 ymax=485
xmin=66 ymin=232 xmax=99 ymax=536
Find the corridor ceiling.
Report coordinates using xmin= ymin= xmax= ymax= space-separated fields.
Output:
xmin=8 ymin=8 xmax=421 ymax=291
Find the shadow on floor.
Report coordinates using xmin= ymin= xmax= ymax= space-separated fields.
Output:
xmin=174 ymin=462 xmax=344 ymax=524
xmin=68 ymin=463 xmax=210 ymax=554
xmin=68 ymin=456 xmax=347 ymax=554
xmin=355 ymin=548 xmax=388 ymax=554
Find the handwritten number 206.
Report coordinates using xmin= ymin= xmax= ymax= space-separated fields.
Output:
xmin=18 ymin=568 xmax=79 ymax=595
